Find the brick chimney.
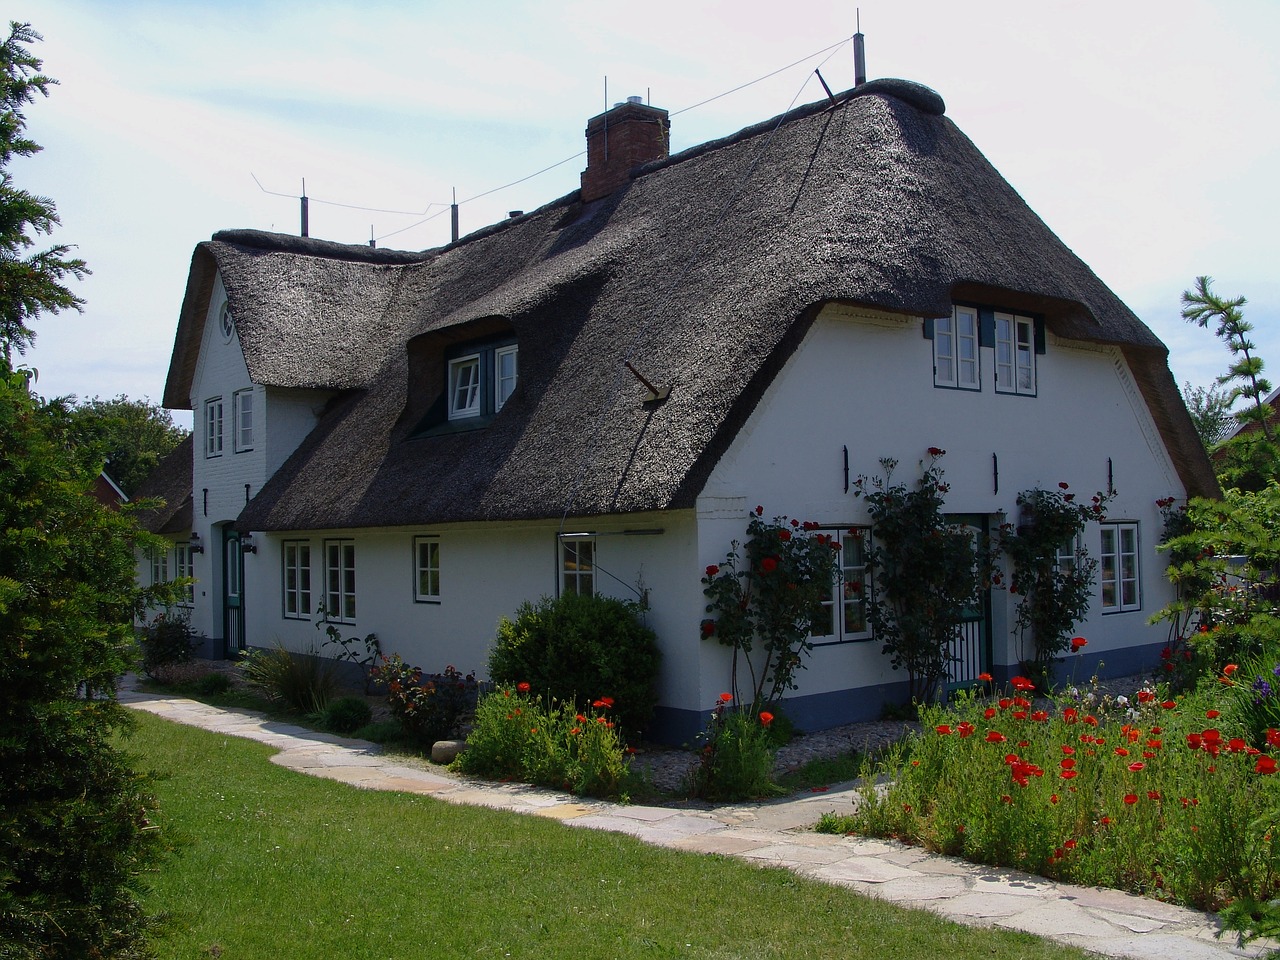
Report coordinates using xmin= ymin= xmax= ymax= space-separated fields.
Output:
xmin=580 ymin=96 xmax=669 ymax=204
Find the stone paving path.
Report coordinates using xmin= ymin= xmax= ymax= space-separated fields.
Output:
xmin=120 ymin=680 xmax=1271 ymax=960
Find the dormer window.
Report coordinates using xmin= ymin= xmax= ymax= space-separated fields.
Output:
xmin=445 ymin=340 xmax=517 ymax=422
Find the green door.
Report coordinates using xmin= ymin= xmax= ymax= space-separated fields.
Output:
xmin=222 ymin=527 xmax=245 ymax=658
xmin=946 ymin=514 xmax=992 ymax=691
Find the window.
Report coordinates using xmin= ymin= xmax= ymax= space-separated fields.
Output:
xmin=1100 ymin=523 xmax=1140 ymax=612
xmin=448 ymin=355 xmax=482 ymax=419
xmin=324 ymin=539 xmax=356 ymax=622
xmin=561 ymin=536 xmax=595 ymax=596
xmin=413 ymin=536 xmax=440 ymax=602
xmin=812 ymin=528 xmax=872 ymax=644
xmin=932 ymin=306 xmax=979 ymax=389
xmin=1055 ymin=534 xmax=1084 ymax=576
xmin=495 ymin=345 xmax=518 ymax=411
xmin=174 ymin=543 xmax=195 ymax=605
xmin=233 ymin=389 xmax=254 ymax=452
xmin=204 ymin=397 xmax=223 ymax=458
xmin=995 ymin=312 xmax=1037 ymax=395
xmin=149 ymin=548 xmax=168 ymax=586
xmin=283 ymin=541 xmax=312 ymax=619
xmin=444 ymin=341 xmax=518 ymax=422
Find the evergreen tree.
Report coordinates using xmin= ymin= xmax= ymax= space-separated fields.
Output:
xmin=0 ymin=23 xmax=165 ymax=958
xmin=1182 ymin=276 xmax=1279 ymax=490
xmin=0 ymin=22 xmax=88 ymax=361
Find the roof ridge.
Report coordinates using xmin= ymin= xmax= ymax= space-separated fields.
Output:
xmin=210 ymin=228 xmax=432 ymax=265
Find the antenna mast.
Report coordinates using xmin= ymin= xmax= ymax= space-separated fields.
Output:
xmin=853 ymin=9 xmax=866 ymax=86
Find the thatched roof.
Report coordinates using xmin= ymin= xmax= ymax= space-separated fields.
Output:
xmin=164 ymin=79 xmax=1217 ymax=532
xmin=132 ymin=434 xmax=193 ymax=536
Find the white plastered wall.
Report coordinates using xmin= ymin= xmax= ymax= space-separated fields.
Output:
xmin=698 ymin=303 xmax=1186 ymax=705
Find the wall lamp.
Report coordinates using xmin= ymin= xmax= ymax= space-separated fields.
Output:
xmin=241 ymin=534 xmax=258 ymax=554
xmin=189 ymin=532 xmax=204 ymax=554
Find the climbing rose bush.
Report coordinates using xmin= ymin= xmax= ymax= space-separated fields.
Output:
xmin=701 ymin=507 xmax=841 ymax=707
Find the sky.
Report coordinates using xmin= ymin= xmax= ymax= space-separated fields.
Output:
xmin=9 ymin=0 xmax=1279 ymax=427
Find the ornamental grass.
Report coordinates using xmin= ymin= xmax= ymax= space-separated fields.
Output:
xmin=830 ymin=672 xmax=1280 ymax=913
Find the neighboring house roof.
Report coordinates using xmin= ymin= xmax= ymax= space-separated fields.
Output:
xmin=132 ymin=434 xmax=194 ymax=536
xmin=166 ymin=79 xmax=1217 ymax=532
xmin=90 ymin=471 xmax=127 ymax=509
xmin=1218 ymin=385 xmax=1280 ymax=445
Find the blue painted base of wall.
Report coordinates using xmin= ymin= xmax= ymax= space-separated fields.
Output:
xmin=648 ymin=642 xmax=1168 ymax=746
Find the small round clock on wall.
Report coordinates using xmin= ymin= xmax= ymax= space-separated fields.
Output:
xmin=219 ymin=302 xmax=235 ymax=341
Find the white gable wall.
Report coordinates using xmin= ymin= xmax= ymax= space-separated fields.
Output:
xmin=184 ymin=274 xmax=334 ymax=646
xmin=697 ymin=303 xmax=1185 ymax=722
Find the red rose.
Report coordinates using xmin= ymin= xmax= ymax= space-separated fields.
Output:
xmin=760 ymin=556 xmax=778 ymax=573
xmin=705 ymin=564 xmax=720 ymax=578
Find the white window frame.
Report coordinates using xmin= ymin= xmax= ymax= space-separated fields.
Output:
xmin=494 ymin=344 xmax=518 ymax=411
xmin=561 ymin=536 xmax=595 ymax=597
xmin=413 ymin=535 xmax=441 ymax=603
xmin=173 ymin=543 xmax=195 ymax=606
xmin=149 ymin=548 xmax=169 ymax=586
xmin=1055 ymin=534 xmax=1084 ymax=576
xmin=283 ymin=540 xmax=312 ymax=620
xmin=811 ymin=527 xmax=872 ymax=645
xmin=204 ymin=397 xmax=223 ymax=458
xmin=233 ymin=389 xmax=254 ymax=452
xmin=934 ymin=307 xmax=979 ymax=390
xmin=1099 ymin=522 xmax=1140 ymax=612
xmin=995 ymin=312 xmax=1037 ymax=396
xmin=448 ymin=354 xmax=482 ymax=420
xmin=324 ymin=539 xmax=357 ymax=623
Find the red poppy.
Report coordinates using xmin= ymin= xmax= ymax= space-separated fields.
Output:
xmin=1060 ymin=758 xmax=1076 ymax=769
xmin=984 ymin=708 xmax=996 ymax=720
xmin=977 ymin=672 xmax=993 ymax=682
xmin=1205 ymin=710 xmax=1220 ymax=719
xmin=705 ymin=564 xmax=720 ymax=578
xmin=517 ymin=681 xmax=531 ymax=693
xmin=570 ymin=727 xmax=580 ymax=735
xmin=1160 ymin=700 xmax=1177 ymax=710
xmin=1061 ymin=745 xmax=1075 ymax=755
xmin=1062 ymin=708 xmax=1079 ymax=724
xmin=593 ymin=696 xmax=614 ymax=709
xmin=1011 ymin=676 xmax=1035 ymax=692
xmin=576 ymin=714 xmax=587 ymax=722
xmin=1224 ymin=663 xmax=1239 ymax=675
xmin=957 ymin=721 xmax=976 ymax=738
xmin=759 ymin=711 xmax=774 ymax=726
xmin=1257 ymin=756 xmax=1278 ymax=775
xmin=1064 ymin=839 xmax=1077 ymax=849
xmin=1123 ymin=794 xmax=1138 ymax=805
xmin=985 ymin=730 xmax=1007 ymax=743
xmin=1148 ymin=790 xmax=1162 ymax=801
xmin=1229 ymin=738 xmax=1248 ymax=753
xmin=1128 ymin=761 xmax=1145 ymax=772
xmin=1114 ymin=747 xmax=1129 ymax=757
xmin=1000 ymin=794 xmax=1012 ymax=804
xmin=1031 ymin=710 xmax=1049 ymax=723
xmin=1268 ymin=729 xmax=1280 ymax=748
xmin=1071 ymin=636 xmax=1088 ymax=651
xmin=1100 ymin=816 xmax=1113 ymax=826
xmin=1137 ymin=690 xmax=1156 ymax=704
xmin=1060 ymin=770 xmax=1077 ymax=779
xmin=936 ymin=724 xmax=953 ymax=735
xmin=718 ymin=692 xmax=733 ymax=703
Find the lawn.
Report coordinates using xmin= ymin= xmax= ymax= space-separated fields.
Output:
xmin=130 ymin=711 xmax=1093 ymax=960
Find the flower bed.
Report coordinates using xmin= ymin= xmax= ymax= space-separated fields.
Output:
xmin=824 ymin=671 xmax=1280 ymax=916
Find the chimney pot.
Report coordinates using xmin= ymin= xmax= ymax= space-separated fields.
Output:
xmin=580 ymin=99 xmax=669 ymax=204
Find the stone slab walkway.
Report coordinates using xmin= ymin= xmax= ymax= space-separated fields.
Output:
xmin=120 ymin=680 xmax=1271 ymax=960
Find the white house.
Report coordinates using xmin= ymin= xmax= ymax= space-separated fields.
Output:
xmin=140 ymin=78 xmax=1218 ymax=742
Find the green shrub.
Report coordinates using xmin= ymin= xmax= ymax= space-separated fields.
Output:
xmin=691 ymin=695 xmax=781 ymax=801
xmin=455 ymin=687 xmax=630 ymax=797
xmin=139 ymin=609 xmax=196 ymax=679
xmin=488 ymin=593 xmax=660 ymax=737
xmin=317 ymin=695 xmax=373 ymax=735
xmin=372 ymin=656 xmax=478 ymax=746
xmin=240 ymin=643 xmax=338 ymax=714
xmin=192 ymin=671 xmax=232 ymax=697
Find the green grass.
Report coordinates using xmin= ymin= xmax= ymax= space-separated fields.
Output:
xmin=129 ymin=712 xmax=1094 ymax=960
